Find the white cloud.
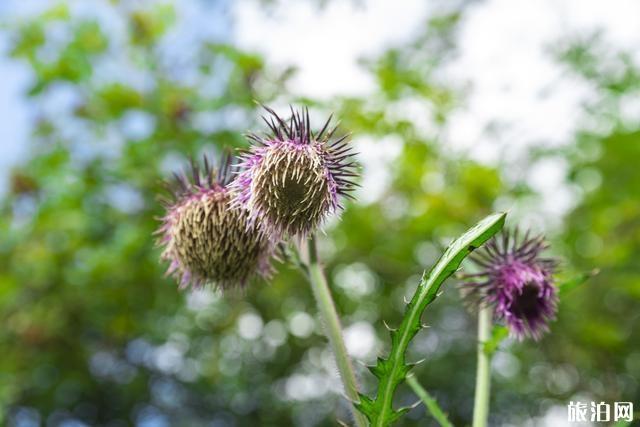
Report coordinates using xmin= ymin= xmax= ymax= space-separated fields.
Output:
xmin=234 ymin=0 xmax=430 ymax=98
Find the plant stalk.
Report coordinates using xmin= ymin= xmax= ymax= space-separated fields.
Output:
xmin=472 ymin=305 xmax=493 ymax=427
xmin=306 ymin=237 xmax=368 ymax=427
xmin=406 ymin=374 xmax=454 ymax=427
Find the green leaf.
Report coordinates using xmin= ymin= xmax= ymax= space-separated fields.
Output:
xmin=356 ymin=212 xmax=506 ymax=426
xmin=558 ymin=269 xmax=599 ymax=296
xmin=42 ymin=4 xmax=70 ymax=21
xmin=129 ymin=4 xmax=176 ymax=46
xmin=483 ymin=325 xmax=509 ymax=356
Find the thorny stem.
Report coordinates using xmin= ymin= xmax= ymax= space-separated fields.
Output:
xmin=472 ymin=305 xmax=493 ymax=427
xmin=305 ymin=236 xmax=367 ymax=427
xmin=406 ymin=374 xmax=454 ymax=427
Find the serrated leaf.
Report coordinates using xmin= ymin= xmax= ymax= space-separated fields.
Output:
xmin=354 ymin=393 xmax=376 ymax=422
xmin=388 ymin=407 xmax=412 ymax=424
xmin=357 ymin=212 xmax=506 ymax=426
xmin=367 ymin=357 xmax=390 ymax=379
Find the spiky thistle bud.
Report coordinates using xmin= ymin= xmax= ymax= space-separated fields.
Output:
xmin=156 ymin=155 xmax=273 ymax=290
xmin=461 ymin=229 xmax=559 ymax=340
xmin=232 ymin=106 xmax=357 ymax=237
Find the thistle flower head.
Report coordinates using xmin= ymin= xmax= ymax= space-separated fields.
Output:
xmin=461 ymin=229 xmax=558 ymax=340
xmin=232 ymin=106 xmax=357 ymax=237
xmin=156 ymin=155 xmax=273 ymax=290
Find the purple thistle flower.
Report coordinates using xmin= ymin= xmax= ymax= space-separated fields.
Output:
xmin=156 ymin=154 xmax=273 ymax=290
xmin=461 ymin=229 xmax=559 ymax=340
xmin=231 ymin=105 xmax=358 ymax=237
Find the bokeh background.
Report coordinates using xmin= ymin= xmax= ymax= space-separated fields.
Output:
xmin=1 ymin=1 xmax=639 ymax=426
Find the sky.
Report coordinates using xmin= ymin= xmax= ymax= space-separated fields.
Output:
xmin=1 ymin=0 xmax=639 ymax=200
xmin=0 ymin=34 xmax=31 ymax=196
xmin=234 ymin=0 xmax=640 ymax=159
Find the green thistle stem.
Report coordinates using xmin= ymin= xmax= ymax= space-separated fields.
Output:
xmin=406 ymin=374 xmax=454 ymax=427
xmin=306 ymin=237 xmax=368 ymax=427
xmin=472 ymin=305 xmax=493 ymax=427
xmin=354 ymin=212 xmax=506 ymax=426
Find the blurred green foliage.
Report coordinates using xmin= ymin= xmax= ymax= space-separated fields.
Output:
xmin=0 ymin=2 xmax=638 ymax=426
